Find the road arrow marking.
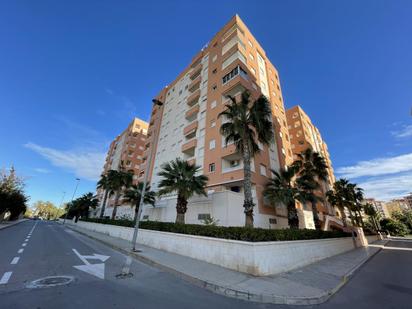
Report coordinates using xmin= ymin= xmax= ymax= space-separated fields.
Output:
xmin=73 ymin=263 xmax=105 ymax=280
xmin=72 ymin=249 xmax=110 ymax=279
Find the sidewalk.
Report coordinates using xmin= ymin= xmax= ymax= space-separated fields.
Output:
xmin=0 ymin=218 xmax=28 ymax=230
xmin=65 ymin=223 xmax=388 ymax=305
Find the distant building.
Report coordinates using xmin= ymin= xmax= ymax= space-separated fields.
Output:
xmin=385 ymin=199 xmax=409 ymax=218
xmin=364 ymin=198 xmax=389 ymax=218
xmin=286 ymin=105 xmax=337 ymax=229
xmin=96 ymin=118 xmax=148 ymax=218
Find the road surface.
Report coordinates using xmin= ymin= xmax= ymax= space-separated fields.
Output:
xmin=0 ymin=220 xmax=411 ymax=308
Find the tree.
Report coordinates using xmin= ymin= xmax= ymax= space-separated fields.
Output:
xmin=124 ymin=182 xmax=156 ymax=223
xmin=106 ymin=169 xmax=133 ymax=219
xmin=263 ymin=167 xmax=309 ymax=229
xmin=0 ymin=167 xmax=29 ymax=221
xmin=33 ymin=201 xmax=64 ymax=220
xmin=363 ymin=203 xmax=381 ymax=232
xmin=66 ymin=193 xmax=98 ymax=222
xmin=157 ymin=158 xmax=208 ymax=224
xmin=326 ymin=179 xmax=351 ymax=226
xmin=380 ymin=218 xmax=409 ymax=236
xmin=292 ymin=148 xmax=329 ymax=230
xmin=97 ymin=174 xmax=111 ymax=218
xmin=219 ymin=90 xmax=273 ymax=227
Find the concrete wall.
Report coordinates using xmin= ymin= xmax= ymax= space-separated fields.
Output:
xmin=66 ymin=220 xmax=357 ymax=276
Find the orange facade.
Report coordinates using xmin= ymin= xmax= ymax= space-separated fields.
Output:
xmin=142 ymin=15 xmax=294 ymax=222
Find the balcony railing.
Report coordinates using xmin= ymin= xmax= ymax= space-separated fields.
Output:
xmin=182 ymin=138 xmax=197 ymax=153
xmin=183 ymin=120 xmax=198 ymax=136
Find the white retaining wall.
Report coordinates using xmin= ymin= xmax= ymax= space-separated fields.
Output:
xmin=66 ymin=220 xmax=361 ymax=276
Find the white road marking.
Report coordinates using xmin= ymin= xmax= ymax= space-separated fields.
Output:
xmin=72 ymin=249 xmax=109 ymax=280
xmin=22 ymin=243 xmax=27 ymax=247
xmin=11 ymin=257 xmax=20 ymax=265
xmin=18 ymin=249 xmax=24 ymax=254
xmin=0 ymin=272 xmax=12 ymax=285
xmin=25 ymin=239 xmax=29 ymax=242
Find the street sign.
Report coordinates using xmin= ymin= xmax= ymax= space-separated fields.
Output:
xmin=72 ymin=249 xmax=110 ymax=279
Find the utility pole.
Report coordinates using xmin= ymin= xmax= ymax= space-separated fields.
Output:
xmin=63 ymin=178 xmax=80 ymax=225
xmin=131 ymin=99 xmax=163 ymax=251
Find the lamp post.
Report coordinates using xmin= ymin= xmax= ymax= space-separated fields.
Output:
xmin=63 ymin=178 xmax=80 ymax=225
xmin=131 ymin=99 xmax=163 ymax=251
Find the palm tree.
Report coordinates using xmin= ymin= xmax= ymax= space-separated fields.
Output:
xmin=263 ymin=167 xmax=308 ymax=229
xmin=107 ymin=169 xmax=133 ymax=219
xmin=363 ymin=202 xmax=380 ymax=232
xmin=219 ymin=90 xmax=273 ymax=228
xmin=157 ymin=158 xmax=208 ymax=224
xmin=293 ymin=148 xmax=329 ymax=230
xmin=327 ymin=178 xmax=359 ymax=227
xmin=97 ymin=174 xmax=111 ymax=218
xmin=124 ymin=182 xmax=156 ymax=223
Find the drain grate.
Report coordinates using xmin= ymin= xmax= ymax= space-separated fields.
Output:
xmin=26 ymin=276 xmax=75 ymax=289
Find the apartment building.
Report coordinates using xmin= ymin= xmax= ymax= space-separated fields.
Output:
xmin=286 ymin=105 xmax=337 ymax=229
xmin=96 ymin=117 xmax=148 ymax=218
xmin=364 ymin=198 xmax=389 ymax=218
xmin=139 ymin=15 xmax=297 ymax=229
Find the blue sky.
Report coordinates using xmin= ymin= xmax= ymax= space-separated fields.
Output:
xmin=0 ymin=0 xmax=411 ymax=206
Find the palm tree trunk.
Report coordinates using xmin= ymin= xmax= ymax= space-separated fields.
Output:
xmin=175 ymin=194 xmax=187 ymax=224
xmin=311 ymin=199 xmax=321 ymax=230
xmin=339 ymin=206 xmax=347 ymax=227
xmin=133 ymin=201 xmax=139 ymax=223
xmin=242 ymin=143 xmax=254 ymax=228
xmin=287 ymin=201 xmax=299 ymax=229
xmin=99 ymin=190 xmax=109 ymax=218
xmin=357 ymin=210 xmax=364 ymax=228
xmin=111 ymin=191 xmax=120 ymax=219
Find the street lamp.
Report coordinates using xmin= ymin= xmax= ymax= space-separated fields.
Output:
xmin=63 ymin=178 xmax=80 ymax=225
xmin=131 ymin=98 xmax=163 ymax=251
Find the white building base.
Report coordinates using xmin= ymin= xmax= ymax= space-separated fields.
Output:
xmin=142 ymin=190 xmax=288 ymax=229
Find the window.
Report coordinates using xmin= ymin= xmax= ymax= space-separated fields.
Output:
xmin=198 ymin=213 xmax=211 ymax=221
xmin=212 ymin=68 xmax=217 ymax=74
xmin=292 ymin=112 xmax=298 ymax=119
xmin=248 ymin=40 xmax=253 ymax=47
xmin=298 ymin=140 xmax=305 ymax=145
xmin=259 ymin=164 xmax=267 ymax=176
xmin=209 ymin=163 xmax=216 ymax=172
xmin=269 ymin=218 xmax=277 ymax=224
xmin=211 ymin=100 xmax=217 ymax=109
xmin=222 ymin=65 xmax=248 ymax=84
xmin=222 ymin=50 xmax=246 ymax=69
xmin=212 ymin=55 xmax=217 ymax=62
xmin=212 ymin=84 xmax=217 ymax=91
xmin=210 ymin=120 xmax=216 ymax=128
xmin=294 ymin=121 xmax=301 ymax=128
xmin=209 ymin=139 xmax=216 ymax=149
xmin=230 ymin=160 xmax=240 ymax=167
xmin=249 ymin=53 xmax=254 ymax=60
xmin=250 ymin=67 xmax=256 ymax=75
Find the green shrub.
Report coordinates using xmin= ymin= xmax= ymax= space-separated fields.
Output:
xmin=380 ymin=218 xmax=409 ymax=236
xmin=80 ymin=217 xmax=350 ymax=242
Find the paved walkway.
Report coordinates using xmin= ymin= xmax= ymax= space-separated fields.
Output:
xmin=64 ymin=222 xmax=388 ymax=305
xmin=0 ymin=218 xmax=28 ymax=230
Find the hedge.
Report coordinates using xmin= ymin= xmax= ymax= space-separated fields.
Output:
xmin=80 ymin=217 xmax=350 ymax=242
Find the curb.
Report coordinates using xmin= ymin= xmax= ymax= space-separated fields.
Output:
xmin=64 ymin=224 xmax=387 ymax=306
xmin=0 ymin=219 xmax=29 ymax=230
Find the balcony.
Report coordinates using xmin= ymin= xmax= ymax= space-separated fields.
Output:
xmin=187 ymin=89 xmax=200 ymax=107
xmin=183 ymin=121 xmax=198 ymax=136
xmin=185 ymin=104 xmax=199 ymax=120
xmin=187 ymin=157 xmax=196 ymax=166
xmin=182 ymin=138 xmax=197 ymax=154
xmin=190 ymin=65 xmax=202 ymax=80
xmin=188 ymin=75 xmax=201 ymax=92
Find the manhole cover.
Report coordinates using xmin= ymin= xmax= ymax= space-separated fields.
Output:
xmin=26 ymin=276 xmax=75 ymax=289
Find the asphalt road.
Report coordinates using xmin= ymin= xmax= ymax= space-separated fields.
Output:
xmin=0 ymin=220 xmax=411 ymax=309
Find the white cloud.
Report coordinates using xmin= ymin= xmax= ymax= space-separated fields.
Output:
xmin=336 ymin=153 xmax=412 ymax=178
xmin=359 ymin=173 xmax=412 ymax=201
xmin=25 ymin=142 xmax=105 ymax=181
xmin=392 ymin=124 xmax=412 ymax=138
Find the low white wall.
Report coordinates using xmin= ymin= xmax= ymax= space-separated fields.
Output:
xmin=365 ymin=234 xmax=379 ymax=244
xmin=66 ymin=220 xmax=357 ymax=276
